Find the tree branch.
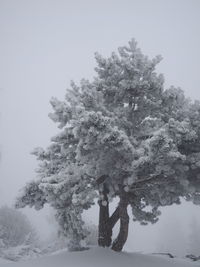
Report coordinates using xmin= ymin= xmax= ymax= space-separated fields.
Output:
xmin=108 ymin=206 xmax=120 ymax=229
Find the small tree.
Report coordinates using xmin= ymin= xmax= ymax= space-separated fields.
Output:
xmin=16 ymin=40 xmax=200 ymax=251
xmin=0 ymin=206 xmax=36 ymax=248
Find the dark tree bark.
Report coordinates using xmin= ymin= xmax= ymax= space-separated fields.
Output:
xmin=111 ymin=191 xmax=129 ymax=252
xmin=98 ymin=184 xmax=120 ymax=247
xmin=98 ymin=179 xmax=129 ymax=251
xmin=98 ymin=183 xmax=112 ymax=247
xmin=108 ymin=206 xmax=119 ymax=229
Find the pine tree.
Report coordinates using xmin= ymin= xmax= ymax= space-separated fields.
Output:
xmin=0 ymin=206 xmax=36 ymax=248
xmin=16 ymin=39 xmax=200 ymax=251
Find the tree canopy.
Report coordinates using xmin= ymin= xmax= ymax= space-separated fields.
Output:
xmin=16 ymin=39 xmax=200 ymax=251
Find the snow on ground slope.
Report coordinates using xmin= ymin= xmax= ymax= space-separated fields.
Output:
xmin=0 ymin=247 xmax=199 ymax=267
xmin=0 ymin=259 xmax=11 ymax=264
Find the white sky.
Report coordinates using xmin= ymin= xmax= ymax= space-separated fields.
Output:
xmin=0 ymin=0 xmax=200 ymax=253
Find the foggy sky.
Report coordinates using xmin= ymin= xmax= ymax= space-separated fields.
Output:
xmin=0 ymin=0 xmax=200 ymax=253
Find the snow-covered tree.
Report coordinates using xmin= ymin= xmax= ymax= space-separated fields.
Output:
xmin=0 ymin=206 xmax=36 ymax=248
xmin=16 ymin=39 xmax=200 ymax=251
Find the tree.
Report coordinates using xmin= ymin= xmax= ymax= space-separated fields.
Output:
xmin=0 ymin=206 xmax=36 ymax=248
xmin=16 ymin=39 xmax=200 ymax=251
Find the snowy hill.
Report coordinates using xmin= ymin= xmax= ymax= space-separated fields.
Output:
xmin=0 ymin=247 xmax=199 ymax=267
xmin=0 ymin=259 xmax=11 ymax=265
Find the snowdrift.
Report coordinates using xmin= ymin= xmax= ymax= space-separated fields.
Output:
xmin=0 ymin=247 xmax=199 ymax=267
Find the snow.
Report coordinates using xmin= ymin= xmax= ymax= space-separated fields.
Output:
xmin=0 ymin=247 xmax=198 ymax=267
xmin=0 ymin=259 xmax=11 ymax=264
xmin=141 ymin=116 xmax=158 ymax=124
xmin=102 ymin=200 xmax=107 ymax=206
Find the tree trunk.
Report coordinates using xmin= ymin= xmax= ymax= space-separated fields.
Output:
xmin=98 ymin=184 xmax=112 ymax=247
xmin=108 ymin=206 xmax=119 ymax=229
xmin=98 ymin=185 xmax=120 ymax=247
xmin=111 ymin=192 xmax=129 ymax=252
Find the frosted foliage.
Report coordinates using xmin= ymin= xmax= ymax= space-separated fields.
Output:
xmin=0 ymin=206 xmax=36 ymax=248
xmin=16 ymin=181 xmax=46 ymax=210
xmin=16 ymin=39 xmax=200 ymax=247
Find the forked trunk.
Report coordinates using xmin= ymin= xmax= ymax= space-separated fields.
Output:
xmin=98 ymin=182 xmax=129 ymax=251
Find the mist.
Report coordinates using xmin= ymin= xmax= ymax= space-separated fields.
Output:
xmin=1 ymin=0 xmax=200 ymax=256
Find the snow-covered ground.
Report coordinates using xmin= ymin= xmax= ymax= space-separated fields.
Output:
xmin=0 ymin=247 xmax=199 ymax=267
xmin=0 ymin=260 xmax=10 ymax=264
